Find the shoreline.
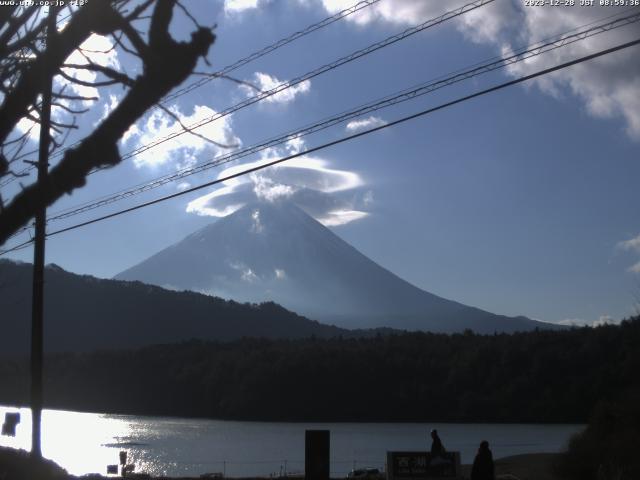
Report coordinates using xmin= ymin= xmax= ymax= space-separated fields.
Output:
xmin=1 ymin=447 xmax=562 ymax=480
xmin=0 ymin=402 xmax=587 ymax=425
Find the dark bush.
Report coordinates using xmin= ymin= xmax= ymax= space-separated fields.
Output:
xmin=555 ymin=390 xmax=640 ymax=480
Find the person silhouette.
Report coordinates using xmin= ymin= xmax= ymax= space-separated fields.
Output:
xmin=430 ymin=429 xmax=445 ymax=458
xmin=471 ymin=440 xmax=495 ymax=480
xmin=428 ymin=428 xmax=452 ymax=473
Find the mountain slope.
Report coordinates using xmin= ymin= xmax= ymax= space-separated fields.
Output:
xmin=0 ymin=259 xmax=345 ymax=355
xmin=116 ymin=201 xmax=554 ymax=333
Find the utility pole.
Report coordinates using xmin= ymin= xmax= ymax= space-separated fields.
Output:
xmin=31 ymin=5 xmax=56 ymax=459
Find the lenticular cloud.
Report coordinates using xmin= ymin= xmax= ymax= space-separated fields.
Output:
xmin=186 ymin=143 xmax=370 ymax=227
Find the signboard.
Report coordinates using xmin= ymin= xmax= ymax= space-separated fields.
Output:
xmin=1 ymin=412 xmax=20 ymax=437
xmin=386 ymin=451 xmax=461 ymax=479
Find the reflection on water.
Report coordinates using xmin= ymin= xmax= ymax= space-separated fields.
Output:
xmin=0 ymin=406 xmax=131 ymax=475
xmin=0 ymin=404 xmax=583 ymax=477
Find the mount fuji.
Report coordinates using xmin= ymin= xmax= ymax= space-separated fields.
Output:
xmin=116 ymin=201 xmax=553 ymax=333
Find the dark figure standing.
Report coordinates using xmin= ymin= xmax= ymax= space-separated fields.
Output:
xmin=471 ymin=440 xmax=495 ymax=480
xmin=430 ymin=429 xmax=445 ymax=457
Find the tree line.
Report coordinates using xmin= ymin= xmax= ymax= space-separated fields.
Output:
xmin=0 ymin=316 xmax=638 ymax=423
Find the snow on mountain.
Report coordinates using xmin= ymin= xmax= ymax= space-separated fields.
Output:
xmin=116 ymin=201 xmax=555 ymax=333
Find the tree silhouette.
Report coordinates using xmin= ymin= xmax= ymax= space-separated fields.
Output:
xmin=0 ymin=0 xmax=216 ymax=245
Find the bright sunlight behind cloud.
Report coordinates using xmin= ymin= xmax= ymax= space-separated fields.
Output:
xmin=122 ymin=105 xmax=241 ymax=170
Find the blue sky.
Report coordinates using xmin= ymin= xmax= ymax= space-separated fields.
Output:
xmin=2 ymin=0 xmax=640 ymax=326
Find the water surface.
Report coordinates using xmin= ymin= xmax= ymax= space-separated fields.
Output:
xmin=0 ymin=405 xmax=582 ymax=477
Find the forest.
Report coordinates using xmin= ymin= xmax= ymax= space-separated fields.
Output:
xmin=0 ymin=315 xmax=638 ymax=423
xmin=0 ymin=259 xmax=345 ymax=354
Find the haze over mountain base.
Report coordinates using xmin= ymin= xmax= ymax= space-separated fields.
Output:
xmin=116 ymin=201 xmax=556 ymax=333
xmin=0 ymin=259 xmax=344 ymax=355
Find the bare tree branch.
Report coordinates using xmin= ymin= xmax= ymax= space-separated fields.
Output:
xmin=0 ymin=12 xmax=47 ymax=58
xmin=0 ymin=6 xmax=40 ymax=55
xmin=119 ymin=19 xmax=149 ymax=57
xmin=123 ymin=0 xmax=156 ymax=22
xmin=51 ymin=102 xmax=91 ymax=115
xmin=177 ymin=1 xmax=202 ymax=29
xmin=57 ymin=69 xmax=123 ymax=88
xmin=52 ymin=92 xmax=99 ymax=102
xmin=191 ymin=71 xmax=261 ymax=92
xmin=0 ymin=0 xmax=123 ymax=145
xmin=110 ymin=31 xmax=141 ymax=58
xmin=63 ymin=62 xmax=136 ymax=87
xmin=0 ymin=5 xmax=18 ymax=32
xmin=157 ymin=103 xmax=239 ymax=149
xmin=0 ymin=0 xmax=216 ymax=244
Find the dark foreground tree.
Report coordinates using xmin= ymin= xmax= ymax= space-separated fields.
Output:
xmin=0 ymin=0 xmax=216 ymax=245
xmin=555 ymin=390 xmax=640 ymax=480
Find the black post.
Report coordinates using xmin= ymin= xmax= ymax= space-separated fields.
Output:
xmin=30 ymin=5 xmax=56 ymax=459
xmin=305 ymin=430 xmax=330 ymax=480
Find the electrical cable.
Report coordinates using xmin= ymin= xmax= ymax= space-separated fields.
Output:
xmin=118 ymin=0 xmax=496 ymax=162
xmin=35 ymin=11 xmax=640 ymax=226
xmin=2 ymin=35 xmax=635 ymax=256
xmin=163 ymin=0 xmax=383 ymax=103
xmin=0 ymin=0 xmax=384 ymax=187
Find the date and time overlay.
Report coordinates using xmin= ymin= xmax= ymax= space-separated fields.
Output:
xmin=0 ymin=0 xmax=638 ymax=10
xmin=525 ymin=0 xmax=638 ymax=6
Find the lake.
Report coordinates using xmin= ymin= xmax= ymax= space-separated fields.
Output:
xmin=0 ymin=405 xmax=583 ymax=477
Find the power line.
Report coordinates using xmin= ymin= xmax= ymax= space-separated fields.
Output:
xmin=36 ymin=0 xmax=502 ymax=220
xmin=1 ymin=35 xmax=633 ymax=255
xmin=0 ymin=0 xmax=384 ymax=187
xmin=31 ymin=11 xmax=640 ymax=228
xmin=2 ymin=0 xmax=494 ymax=201
xmin=0 ymin=237 xmax=33 ymax=255
xmin=118 ymin=0 xmax=496 ymax=162
xmin=72 ymin=0 xmax=384 ymax=153
xmin=163 ymin=0 xmax=383 ymax=103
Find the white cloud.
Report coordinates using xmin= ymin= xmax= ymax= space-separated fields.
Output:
xmin=14 ymin=116 xmax=40 ymax=142
xmin=250 ymin=209 xmax=264 ymax=233
xmin=319 ymin=0 xmax=447 ymax=26
xmin=318 ymin=1 xmax=640 ymax=139
xmin=558 ymin=315 xmax=616 ymax=327
xmin=253 ymin=177 xmax=297 ymax=202
xmin=122 ymin=105 xmax=241 ymax=170
xmin=242 ymin=72 xmax=311 ymax=104
xmin=346 ymin=116 xmax=387 ymax=133
xmin=225 ymin=0 xmax=261 ymax=14
xmin=619 ymin=233 xmax=640 ymax=252
xmin=203 ymin=151 xmax=363 ymax=193
xmin=494 ymin=6 xmax=640 ymax=140
xmin=97 ymin=94 xmax=120 ymax=124
xmin=185 ymin=139 xmax=369 ymax=227
xmin=317 ymin=209 xmax=369 ymax=226
xmin=186 ymin=185 xmax=245 ymax=217
xmin=241 ymin=267 xmax=259 ymax=282
xmin=275 ymin=268 xmax=287 ymax=280
xmin=455 ymin=0 xmax=518 ymax=45
xmin=363 ymin=190 xmax=374 ymax=207
xmin=60 ymin=34 xmax=120 ymax=103
xmin=557 ymin=318 xmax=581 ymax=326
xmin=229 ymin=261 xmax=261 ymax=282
xmin=618 ymin=233 xmax=640 ymax=274
xmin=285 ymin=136 xmax=305 ymax=154
xmin=121 ymin=123 xmax=140 ymax=145
xmin=468 ymin=6 xmax=640 ymax=139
